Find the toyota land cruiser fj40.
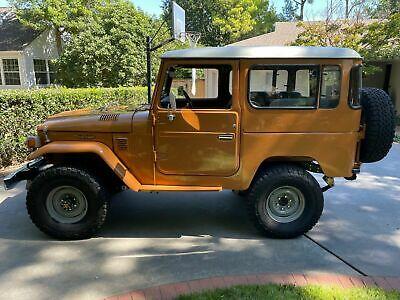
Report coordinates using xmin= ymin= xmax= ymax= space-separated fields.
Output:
xmin=4 ymin=46 xmax=395 ymax=240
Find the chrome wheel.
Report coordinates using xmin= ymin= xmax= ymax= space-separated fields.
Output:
xmin=265 ymin=186 xmax=305 ymax=223
xmin=46 ymin=186 xmax=88 ymax=224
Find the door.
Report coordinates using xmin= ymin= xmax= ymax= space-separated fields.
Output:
xmin=154 ymin=62 xmax=239 ymax=176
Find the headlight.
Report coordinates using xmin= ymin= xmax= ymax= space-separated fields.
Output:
xmin=26 ymin=136 xmax=42 ymax=149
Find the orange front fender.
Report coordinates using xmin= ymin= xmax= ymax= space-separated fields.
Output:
xmin=28 ymin=141 xmax=142 ymax=191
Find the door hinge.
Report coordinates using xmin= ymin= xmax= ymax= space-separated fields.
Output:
xmin=358 ymin=124 xmax=366 ymax=139
xmin=153 ymin=150 xmax=157 ymax=162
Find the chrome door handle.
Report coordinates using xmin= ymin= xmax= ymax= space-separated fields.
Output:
xmin=167 ymin=113 xmax=175 ymax=122
xmin=218 ymin=134 xmax=234 ymax=141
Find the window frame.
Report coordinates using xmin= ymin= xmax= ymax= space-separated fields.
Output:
xmin=33 ymin=59 xmax=48 ymax=85
xmin=2 ymin=58 xmax=21 ymax=86
xmin=0 ymin=60 xmax=3 ymax=85
xmin=33 ymin=59 xmax=55 ymax=86
xmin=248 ymin=64 xmax=321 ymax=110
xmin=158 ymin=63 xmax=233 ymax=110
xmin=348 ymin=64 xmax=362 ymax=110
xmin=319 ymin=64 xmax=342 ymax=110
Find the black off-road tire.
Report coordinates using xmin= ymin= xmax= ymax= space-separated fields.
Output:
xmin=360 ymin=88 xmax=395 ymax=163
xmin=26 ymin=166 xmax=109 ymax=240
xmin=247 ymin=164 xmax=323 ymax=239
xmin=232 ymin=190 xmax=249 ymax=197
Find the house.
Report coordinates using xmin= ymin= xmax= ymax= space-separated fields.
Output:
xmin=230 ymin=21 xmax=400 ymax=113
xmin=0 ymin=7 xmax=59 ymax=89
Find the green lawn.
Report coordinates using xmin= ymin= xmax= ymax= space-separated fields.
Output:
xmin=177 ymin=284 xmax=400 ymax=300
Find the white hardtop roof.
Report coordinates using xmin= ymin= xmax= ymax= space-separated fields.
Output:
xmin=162 ymin=46 xmax=361 ymax=59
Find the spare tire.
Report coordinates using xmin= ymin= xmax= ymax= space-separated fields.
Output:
xmin=360 ymin=88 xmax=395 ymax=163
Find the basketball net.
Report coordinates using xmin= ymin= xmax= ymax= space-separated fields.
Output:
xmin=185 ymin=32 xmax=201 ymax=96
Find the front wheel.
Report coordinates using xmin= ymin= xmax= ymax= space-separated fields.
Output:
xmin=26 ymin=166 xmax=109 ymax=240
xmin=247 ymin=164 xmax=323 ymax=238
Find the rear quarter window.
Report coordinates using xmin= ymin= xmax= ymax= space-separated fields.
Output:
xmin=349 ymin=65 xmax=362 ymax=109
xmin=320 ymin=66 xmax=341 ymax=109
xmin=248 ymin=65 xmax=319 ymax=109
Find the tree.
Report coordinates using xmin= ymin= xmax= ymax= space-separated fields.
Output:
xmin=292 ymin=0 xmax=313 ymax=20
xmin=372 ymin=0 xmax=400 ymax=17
xmin=292 ymin=13 xmax=400 ymax=74
xmin=342 ymin=0 xmax=374 ymax=19
xmin=248 ymin=1 xmax=280 ymax=37
xmin=9 ymin=0 xmax=99 ymax=54
xmin=56 ymin=0 xmax=169 ymax=87
xmin=280 ymin=0 xmax=298 ymax=21
xmin=161 ymin=0 xmax=278 ymax=46
xmin=363 ymin=12 xmax=400 ymax=60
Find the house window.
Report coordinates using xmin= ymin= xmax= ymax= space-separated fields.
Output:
xmin=34 ymin=59 xmax=47 ymax=84
xmin=48 ymin=60 xmax=56 ymax=84
xmin=3 ymin=59 xmax=21 ymax=85
xmin=249 ymin=65 xmax=319 ymax=109
xmin=34 ymin=59 xmax=56 ymax=85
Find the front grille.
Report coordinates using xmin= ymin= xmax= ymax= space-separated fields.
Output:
xmin=99 ymin=113 xmax=119 ymax=121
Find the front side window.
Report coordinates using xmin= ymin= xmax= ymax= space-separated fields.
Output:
xmin=3 ymin=59 xmax=21 ymax=85
xmin=161 ymin=65 xmax=232 ymax=109
xmin=249 ymin=65 xmax=319 ymax=108
xmin=320 ymin=66 xmax=341 ymax=109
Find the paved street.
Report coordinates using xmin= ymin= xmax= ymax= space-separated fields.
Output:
xmin=0 ymin=144 xmax=399 ymax=300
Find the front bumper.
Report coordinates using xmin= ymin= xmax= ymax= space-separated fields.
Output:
xmin=3 ymin=158 xmax=44 ymax=190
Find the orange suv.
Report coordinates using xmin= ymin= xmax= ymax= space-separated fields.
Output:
xmin=4 ymin=46 xmax=395 ymax=240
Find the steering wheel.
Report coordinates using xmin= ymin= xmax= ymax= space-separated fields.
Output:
xmin=182 ymin=90 xmax=193 ymax=108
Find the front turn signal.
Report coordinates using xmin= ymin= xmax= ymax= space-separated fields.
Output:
xmin=26 ymin=136 xmax=41 ymax=149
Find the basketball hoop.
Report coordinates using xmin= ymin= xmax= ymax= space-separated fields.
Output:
xmin=185 ymin=31 xmax=201 ymax=48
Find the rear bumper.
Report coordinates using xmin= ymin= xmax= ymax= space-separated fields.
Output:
xmin=3 ymin=158 xmax=44 ymax=190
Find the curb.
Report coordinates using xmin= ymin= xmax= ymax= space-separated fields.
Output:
xmin=105 ymin=273 xmax=400 ymax=300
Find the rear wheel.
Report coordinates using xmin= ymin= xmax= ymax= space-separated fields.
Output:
xmin=26 ymin=166 xmax=109 ymax=240
xmin=247 ymin=164 xmax=323 ymax=238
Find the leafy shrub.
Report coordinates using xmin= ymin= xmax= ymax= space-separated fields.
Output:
xmin=0 ymin=87 xmax=146 ymax=168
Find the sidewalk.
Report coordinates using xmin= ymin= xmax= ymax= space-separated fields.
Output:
xmin=106 ymin=272 xmax=400 ymax=300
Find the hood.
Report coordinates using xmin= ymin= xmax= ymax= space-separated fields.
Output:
xmin=48 ymin=105 xmax=130 ymax=119
xmin=40 ymin=104 xmax=150 ymax=133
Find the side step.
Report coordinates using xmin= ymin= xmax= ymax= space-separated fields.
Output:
xmin=139 ymin=185 xmax=222 ymax=192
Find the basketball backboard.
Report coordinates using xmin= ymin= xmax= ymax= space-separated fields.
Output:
xmin=172 ymin=1 xmax=185 ymax=42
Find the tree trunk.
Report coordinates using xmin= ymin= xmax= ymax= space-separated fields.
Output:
xmin=345 ymin=0 xmax=349 ymax=18
xmin=299 ymin=0 xmax=305 ymax=20
xmin=55 ymin=29 xmax=62 ymax=56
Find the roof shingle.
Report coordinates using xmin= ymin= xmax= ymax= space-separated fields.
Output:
xmin=0 ymin=7 xmax=41 ymax=51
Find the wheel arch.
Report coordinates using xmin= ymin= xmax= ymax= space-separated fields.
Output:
xmin=28 ymin=141 xmax=142 ymax=191
xmin=247 ymin=156 xmax=324 ymax=189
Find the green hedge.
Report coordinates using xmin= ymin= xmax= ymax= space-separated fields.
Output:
xmin=0 ymin=87 xmax=146 ymax=168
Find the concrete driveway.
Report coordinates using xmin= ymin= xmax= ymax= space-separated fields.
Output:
xmin=0 ymin=144 xmax=399 ymax=300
